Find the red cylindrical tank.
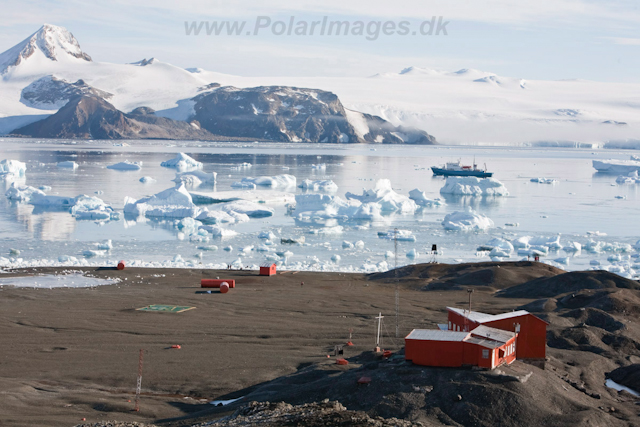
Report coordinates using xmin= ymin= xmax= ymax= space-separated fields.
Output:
xmin=117 ymin=260 xmax=125 ymax=270
xmin=220 ymin=283 xmax=229 ymax=293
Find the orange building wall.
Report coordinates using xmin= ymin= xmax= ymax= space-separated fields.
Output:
xmin=483 ymin=315 xmax=547 ymax=360
xmin=405 ymin=339 xmax=465 ymax=367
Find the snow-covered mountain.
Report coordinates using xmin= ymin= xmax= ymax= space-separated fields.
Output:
xmin=1 ymin=24 xmax=639 ymax=145
xmin=0 ymin=23 xmax=91 ymax=74
xmin=0 ymin=25 xmax=434 ymax=143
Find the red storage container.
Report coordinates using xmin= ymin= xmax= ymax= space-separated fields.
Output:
xmin=201 ymin=279 xmax=236 ymax=288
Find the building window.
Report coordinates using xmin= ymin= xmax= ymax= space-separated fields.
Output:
xmin=448 ymin=321 xmax=451 ymax=330
xmin=482 ymin=349 xmax=489 ymax=359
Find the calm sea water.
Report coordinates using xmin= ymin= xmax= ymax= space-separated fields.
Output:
xmin=0 ymin=138 xmax=637 ymax=274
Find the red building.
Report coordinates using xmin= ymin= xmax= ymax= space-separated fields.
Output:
xmin=259 ymin=263 xmax=277 ymax=276
xmin=447 ymin=307 xmax=548 ymax=360
xmin=405 ymin=325 xmax=517 ymax=369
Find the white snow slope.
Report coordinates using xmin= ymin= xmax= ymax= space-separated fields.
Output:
xmin=1 ymin=25 xmax=640 ymax=145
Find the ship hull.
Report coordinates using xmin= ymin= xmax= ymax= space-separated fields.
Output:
xmin=431 ymin=167 xmax=493 ymax=178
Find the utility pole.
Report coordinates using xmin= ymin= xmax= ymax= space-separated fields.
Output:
xmin=394 ymin=228 xmax=399 ymax=338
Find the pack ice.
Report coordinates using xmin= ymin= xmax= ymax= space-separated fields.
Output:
xmin=440 ymin=177 xmax=509 ymax=196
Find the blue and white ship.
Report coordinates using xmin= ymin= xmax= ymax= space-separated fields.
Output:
xmin=431 ymin=160 xmax=493 ymax=178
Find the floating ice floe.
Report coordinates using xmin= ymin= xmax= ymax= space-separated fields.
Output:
xmin=408 ymin=189 xmax=445 ymax=207
xmin=592 ymin=157 xmax=640 ymax=174
xmin=0 ymin=159 xmax=26 ymax=180
xmin=174 ymin=170 xmax=217 ymax=186
xmin=298 ymin=179 xmax=338 ymax=192
xmin=235 ymin=174 xmax=296 ymax=189
xmin=528 ymin=235 xmax=563 ymax=250
xmin=124 ymin=184 xmax=200 ymax=219
xmin=161 ymin=152 xmax=203 ymax=171
xmin=231 ymin=181 xmax=257 ymax=189
xmin=195 ymin=209 xmax=248 ymax=224
xmin=615 ymin=170 xmax=640 ymax=184
xmin=258 ymin=230 xmax=277 ymax=240
xmin=213 ymin=200 xmax=274 ymax=218
xmin=478 ymin=238 xmax=514 ymax=257
xmin=406 ymin=249 xmax=419 ymax=258
xmin=230 ymin=162 xmax=252 ymax=170
xmin=312 ymin=163 xmax=326 ymax=170
xmin=563 ymin=241 xmax=582 ymax=252
xmin=377 ymin=230 xmax=416 ymax=242
xmin=71 ymin=195 xmax=118 ymax=220
xmin=442 ymin=209 xmax=494 ymax=231
xmin=139 ymin=176 xmax=156 ymax=183
xmin=107 ymin=161 xmax=142 ymax=171
xmin=584 ymin=240 xmax=633 ymax=254
xmin=57 ymin=161 xmax=79 ymax=169
xmin=346 ymin=179 xmax=417 ymax=213
xmin=294 ymin=194 xmax=383 ymax=221
xmin=6 ymin=184 xmax=118 ymax=220
xmin=309 ymin=225 xmax=344 ymax=235
xmin=440 ymin=177 xmax=509 ymax=196
xmin=530 ymin=178 xmax=558 ymax=184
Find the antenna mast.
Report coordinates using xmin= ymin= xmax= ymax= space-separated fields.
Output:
xmin=394 ymin=228 xmax=399 ymax=338
xmin=375 ymin=312 xmax=384 ymax=352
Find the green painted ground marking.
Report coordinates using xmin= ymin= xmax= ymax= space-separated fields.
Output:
xmin=136 ymin=304 xmax=196 ymax=313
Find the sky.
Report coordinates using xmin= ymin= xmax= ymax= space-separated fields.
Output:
xmin=1 ymin=0 xmax=640 ymax=82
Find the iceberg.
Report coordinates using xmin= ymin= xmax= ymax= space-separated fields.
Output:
xmin=258 ymin=230 xmax=277 ymax=240
xmin=440 ymin=177 xmax=509 ymax=196
xmin=124 ymin=184 xmax=201 ymax=219
xmin=530 ymin=178 xmax=558 ymax=184
xmin=0 ymin=159 xmax=26 ymax=179
xmin=298 ymin=179 xmax=338 ymax=192
xmin=529 ymin=235 xmax=563 ymax=250
xmin=161 ymin=152 xmax=203 ymax=171
xmin=408 ymin=189 xmax=445 ymax=207
xmin=71 ymin=195 xmax=116 ymax=220
xmin=107 ymin=161 xmax=141 ymax=171
xmin=593 ymin=158 xmax=640 ymax=174
xmin=214 ymin=200 xmax=274 ymax=218
xmin=57 ymin=161 xmax=79 ymax=169
xmin=479 ymin=238 xmax=514 ymax=256
xmin=198 ymin=225 xmax=237 ymax=238
xmin=378 ymin=230 xmax=417 ymax=242
xmin=345 ymin=179 xmax=417 ymax=213
xmin=231 ymin=181 xmax=257 ymax=189
xmin=236 ymin=174 xmax=296 ymax=189
xmin=174 ymin=170 xmax=217 ymax=186
xmin=5 ymin=184 xmax=75 ymax=207
xmin=195 ymin=209 xmax=248 ymax=224
xmin=616 ymin=170 xmax=640 ymax=184
xmin=139 ymin=176 xmax=156 ymax=183
xmin=442 ymin=209 xmax=494 ymax=231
